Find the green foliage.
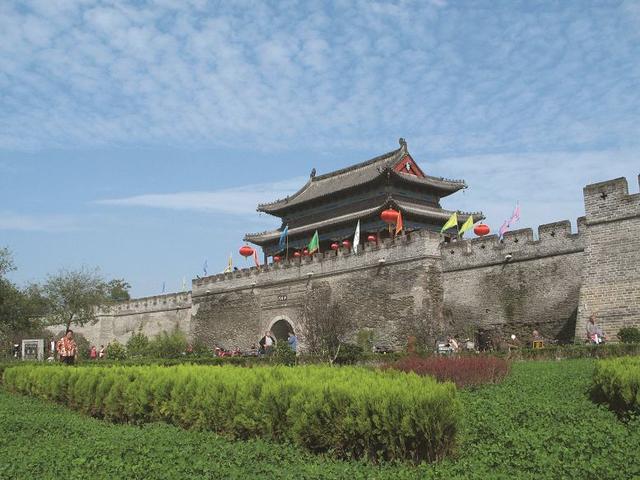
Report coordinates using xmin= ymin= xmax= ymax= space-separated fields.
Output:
xmin=42 ymin=267 xmax=109 ymax=330
xmin=355 ymin=329 xmax=375 ymax=352
xmin=147 ymin=328 xmax=188 ymax=358
xmin=271 ymin=341 xmax=296 ymax=366
xmin=106 ymin=340 xmax=127 ymax=361
xmin=0 ymin=247 xmax=16 ymax=278
xmin=592 ymin=356 xmax=640 ymax=416
xmin=3 ymin=363 xmax=459 ymax=463
xmin=509 ymin=342 xmax=640 ymax=360
xmin=2 ymin=360 xmax=640 ymax=479
xmin=107 ymin=278 xmax=131 ymax=302
xmin=333 ymin=343 xmax=363 ymax=365
xmin=126 ymin=330 xmax=150 ymax=357
xmin=617 ymin=327 xmax=640 ymax=344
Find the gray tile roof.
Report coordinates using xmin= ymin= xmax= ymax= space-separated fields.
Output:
xmin=257 ymin=139 xmax=466 ymax=214
xmin=245 ymin=198 xmax=483 ymax=244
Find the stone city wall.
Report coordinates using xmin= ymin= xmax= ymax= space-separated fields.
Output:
xmin=190 ymin=230 xmax=443 ymax=350
xmin=577 ymin=176 xmax=640 ymax=341
xmin=48 ymin=175 xmax=639 ymax=350
xmin=48 ymin=292 xmax=192 ymax=347
xmin=440 ymin=220 xmax=585 ymax=342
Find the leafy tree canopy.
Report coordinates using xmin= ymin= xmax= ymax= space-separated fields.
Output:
xmin=42 ymin=267 xmax=109 ymax=330
xmin=107 ymin=278 xmax=131 ymax=302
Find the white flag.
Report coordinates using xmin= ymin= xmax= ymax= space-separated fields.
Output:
xmin=353 ymin=220 xmax=361 ymax=254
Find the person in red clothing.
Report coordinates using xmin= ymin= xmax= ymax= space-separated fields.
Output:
xmin=89 ymin=345 xmax=97 ymax=360
xmin=57 ymin=330 xmax=77 ymax=365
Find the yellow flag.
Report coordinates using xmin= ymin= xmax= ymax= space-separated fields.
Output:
xmin=223 ymin=253 xmax=233 ymax=273
xmin=440 ymin=212 xmax=458 ymax=233
xmin=458 ymin=215 xmax=474 ymax=237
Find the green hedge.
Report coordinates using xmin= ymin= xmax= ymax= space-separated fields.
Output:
xmin=3 ymin=364 xmax=459 ymax=463
xmin=510 ymin=343 xmax=640 ymax=360
xmin=591 ymin=356 xmax=640 ymax=416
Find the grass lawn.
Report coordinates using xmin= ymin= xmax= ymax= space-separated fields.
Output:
xmin=2 ymin=359 xmax=639 ymax=479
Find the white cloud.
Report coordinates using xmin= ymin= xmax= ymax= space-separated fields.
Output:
xmin=0 ymin=0 xmax=637 ymax=154
xmin=95 ymin=177 xmax=307 ymax=215
xmin=0 ymin=212 xmax=79 ymax=232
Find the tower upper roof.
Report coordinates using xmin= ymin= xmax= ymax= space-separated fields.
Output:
xmin=257 ymin=139 xmax=466 ymax=215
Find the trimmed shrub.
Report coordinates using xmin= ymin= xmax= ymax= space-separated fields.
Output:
xmin=126 ymin=330 xmax=150 ymax=357
xmin=106 ymin=340 xmax=127 ymax=361
xmin=617 ymin=327 xmax=640 ymax=344
xmin=3 ymin=363 xmax=460 ymax=463
xmin=591 ymin=356 xmax=640 ymax=416
xmin=147 ymin=329 xmax=188 ymax=358
xmin=333 ymin=343 xmax=364 ymax=365
xmin=271 ymin=342 xmax=296 ymax=366
xmin=387 ymin=355 xmax=510 ymax=388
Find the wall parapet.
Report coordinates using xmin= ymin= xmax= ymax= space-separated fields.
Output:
xmin=441 ymin=219 xmax=585 ymax=272
xmin=97 ymin=291 xmax=192 ymax=317
xmin=192 ymin=229 xmax=443 ymax=297
xmin=584 ymin=175 xmax=640 ymax=225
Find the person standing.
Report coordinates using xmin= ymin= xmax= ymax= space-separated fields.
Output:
xmin=89 ymin=345 xmax=97 ymax=360
xmin=57 ymin=330 xmax=77 ymax=365
xmin=288 ymin=331 xmax=298 ymax=353
xmin=98 ymin=345 xmax=105 ymax=359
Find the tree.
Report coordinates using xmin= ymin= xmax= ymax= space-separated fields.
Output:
xmin=42 ymin=267 xmax=109 ymax=331
xmin=299 ymin=285 xmax=354 ymax=365
xmin=0 ymin=247 xmax=16 ymax=278
xmin=0 ymin=249 xmax=49 ymax=353
xmin=107 ymin=278 xmax=131 ymax=302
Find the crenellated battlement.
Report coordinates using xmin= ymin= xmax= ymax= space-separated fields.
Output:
xmin=584 ymin=175 xmax=640 ymax=224
xmin=98 ymin=291 xmax=192 ymax=316
xmin=441 ymin=219 xmax=585 ymax=271
xmin=192 ymin=229 xmax=443 ymax=297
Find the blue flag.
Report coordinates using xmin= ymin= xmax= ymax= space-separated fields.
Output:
xmin=279 ymin=225 xmax=288 ymax=250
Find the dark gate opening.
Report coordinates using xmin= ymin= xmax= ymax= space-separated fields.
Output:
xmin=271 ymin=319 xmax=294 ymax=341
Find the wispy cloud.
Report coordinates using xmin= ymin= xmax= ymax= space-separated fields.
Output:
xmin=0 ymin=1 xmax=638 ymax=154
xmin=0 ymin=212 xmax=79 ymax=232
xmin=95 ymin=177 xmax=307 ymax=215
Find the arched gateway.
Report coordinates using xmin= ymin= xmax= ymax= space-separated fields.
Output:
xmin=268 ymin=316 xmax=295 ymax=341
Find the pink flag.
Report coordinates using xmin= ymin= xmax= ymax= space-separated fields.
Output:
xmin=499 ymin=220 xmax=509 ymax=239
xmin=510 ymin=203 xmax=520 ymax=224
xmin=253 ymin=249 xmax=261 ymax=268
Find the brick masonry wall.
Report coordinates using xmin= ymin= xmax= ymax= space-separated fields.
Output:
xmin=577 ymin=176 xmax=640 ymax=341
xmin=48 ymin=292 xmax=192 ymax=347
xmin=441 ymin=221 xmax=585 ymax=343
xmin=190 ymin=230 xmax=444 ymax=350
xmin=55 ymin=174 xmax=639 ymax=351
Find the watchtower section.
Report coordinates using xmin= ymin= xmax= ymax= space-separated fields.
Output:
xmin=577 ymin=176 xmax=640 ymax=340
xmin=440 ymin=221 xmax=585 ymax=342
xmin=244 ymin=138 xmax=480 ymax=259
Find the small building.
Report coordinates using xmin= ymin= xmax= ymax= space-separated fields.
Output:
xmin=245 ymin=138 xmax=482 ymax=261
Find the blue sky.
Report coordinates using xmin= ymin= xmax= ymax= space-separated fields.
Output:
xmin=1 ymin=0 xmax=639 ymax=297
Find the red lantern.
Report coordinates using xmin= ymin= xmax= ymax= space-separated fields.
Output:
xmin=367 ymin=235 xmax=377 ymax=243
xmin=303 ymin=248 xmax=309 ymax=256
xmin=330 ymin=242 xmax=339 ymax=250
xmin=239 ymin=245 xmax=254 ymax=257
xmin=381 ymin=208 xmax=399 ymax=225
xmin=293 ymin=251 xmax=301 ymax=258
xmin=342 ymin=240 xmax=351 ymax=249
xmin=273 ymin=255 xmax=281 ymax=263
xmin=474 ymin=224 xmax=490 ymax=236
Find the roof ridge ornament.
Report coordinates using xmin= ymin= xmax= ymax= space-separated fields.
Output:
xmin=399 ymin=137 xmax=407 ymax=148
xmin=310 ymin=168 xmax=316 ymax=179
